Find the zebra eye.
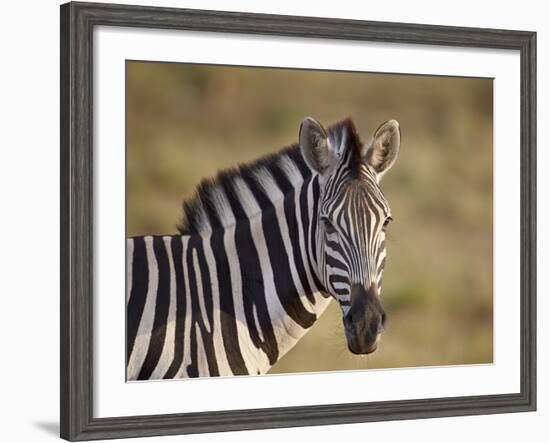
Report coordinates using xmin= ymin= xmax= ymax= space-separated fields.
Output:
xmin=322 ymin=217 xmax=337 ymax=235
xmin=382 ymin=216 xmax=393 ymax=230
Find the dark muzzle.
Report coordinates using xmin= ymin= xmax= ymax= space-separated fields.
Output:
xmin=343 ymin=283 xmax=387 ymax=354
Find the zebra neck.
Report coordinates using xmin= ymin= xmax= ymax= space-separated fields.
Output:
xmin=230 ymin=177 xmax=331 ymax=371
xmin=127 ymin=166 xmax=334 ymax=379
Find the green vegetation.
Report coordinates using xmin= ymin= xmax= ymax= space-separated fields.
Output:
xmin=127 ymin=61 xmax=493 ymax=373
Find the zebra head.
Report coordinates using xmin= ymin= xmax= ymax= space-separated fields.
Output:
xmin=299 ymin=117 xmax=400 ymax=355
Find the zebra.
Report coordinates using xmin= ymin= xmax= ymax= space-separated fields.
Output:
xmin=127 ymin=117 xmax=400 ymax=380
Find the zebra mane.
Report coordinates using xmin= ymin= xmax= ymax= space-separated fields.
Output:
xmin=178 ymin=118 xmax=362 ymax=235
xmin=328 ymin=118 xmax=365 ymax=178
xmin=177 ymin=144 xmax=310 ymax=235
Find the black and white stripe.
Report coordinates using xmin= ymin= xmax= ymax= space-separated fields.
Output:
xmin=127 ymin=117 xmax=400 ymax=379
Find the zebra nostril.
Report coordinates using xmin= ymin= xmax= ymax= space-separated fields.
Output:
xmin=344 ymin=309 xmax=358 ymax=329
xmin=378 ymin=313 xmax=387 ymax=333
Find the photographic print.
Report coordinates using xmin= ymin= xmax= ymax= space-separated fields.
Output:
xmin=61 ymin=3 xmax=536 ymax=439
xmin=126 ymin=62 xmax=493 ymax=381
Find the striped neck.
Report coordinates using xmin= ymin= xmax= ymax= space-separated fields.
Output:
xmin=195 ymin=163 xmax=333 ymax=373
xmin=221 ymin=172 xmax=331 ymax=373
xmin=127 ymin=148 xmax=333 ymax=380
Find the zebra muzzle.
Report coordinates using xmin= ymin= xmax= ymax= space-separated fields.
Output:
xmin=343 ymin=283 xmax=386 ymax=355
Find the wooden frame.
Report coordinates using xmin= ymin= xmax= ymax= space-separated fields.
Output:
xmin=60 ymin=1 xmax=537 ymax=440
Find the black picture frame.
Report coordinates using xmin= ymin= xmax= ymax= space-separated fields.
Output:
xmin=60 ymin=1 xmax=537 ymax=441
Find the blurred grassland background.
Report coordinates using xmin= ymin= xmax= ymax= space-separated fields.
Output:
xmin=127 ymin=61 xmax=493 ymax=374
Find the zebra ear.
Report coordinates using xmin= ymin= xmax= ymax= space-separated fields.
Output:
xmin=299 ymin=117 xmax=332 ymax=174
xmin=365 ymin=119 xmax=401 ymax=179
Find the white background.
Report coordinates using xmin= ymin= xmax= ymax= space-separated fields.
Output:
xmin=0 ymin=0 xmax=547 ymax=442
xmin=95 ymin=27 xmax=521 ymax=417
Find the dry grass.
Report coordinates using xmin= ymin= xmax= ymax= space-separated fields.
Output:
xmin=127 ymin=61 xmax=493 ymax=374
